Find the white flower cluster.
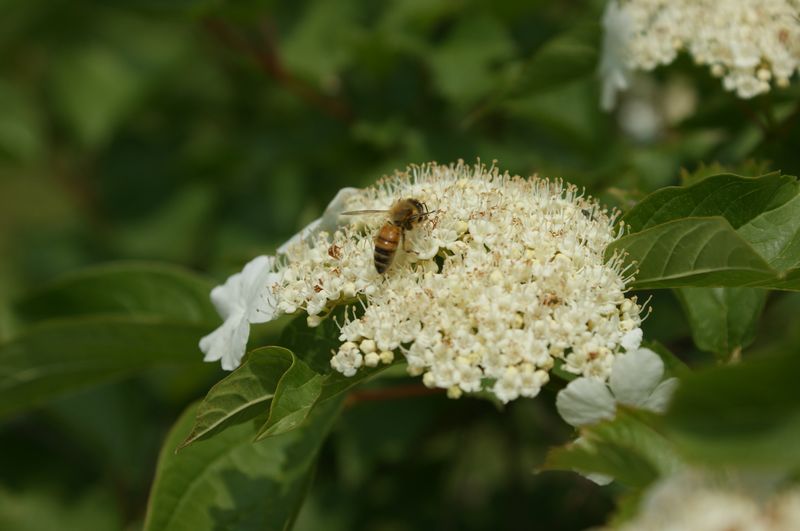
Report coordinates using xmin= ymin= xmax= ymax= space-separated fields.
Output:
xmin=615 ymin=471 xmax=800 ymax=531
xmin=200 ymin=162 xmax=644 ymax=403
xmin=601 ymin=0 xmax=800 ymax=109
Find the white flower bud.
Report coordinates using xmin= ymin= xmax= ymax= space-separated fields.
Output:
xmin=363 ymin=352 xmax=380 ymax=367
xmin=360 ymin=339 xmax=376 ymax=354
xmin=343 ymin=282 xmax=357 ymax=298
xmin=447 ymin=386 xmax=463 ymax=399
xmin=407 ymin=365 xmax=424 ymax=377
xmin=379 ymin=350 xmax=395 ymax=364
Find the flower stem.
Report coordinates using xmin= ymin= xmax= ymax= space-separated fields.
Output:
xmin=345 ymin=384 xmax=445 ymax=407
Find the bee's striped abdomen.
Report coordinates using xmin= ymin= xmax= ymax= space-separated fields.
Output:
xmin=374 ymin=224 xmax=400 ymax=273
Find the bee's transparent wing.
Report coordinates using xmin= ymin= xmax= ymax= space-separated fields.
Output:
xmin=340 ymin=209 xmax=389 ymax=216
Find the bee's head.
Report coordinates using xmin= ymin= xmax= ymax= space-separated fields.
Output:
xmin=395 ymin=198 xmax=429 ymax=229
xmin=408 ymin=198 xmax=425 ymax=214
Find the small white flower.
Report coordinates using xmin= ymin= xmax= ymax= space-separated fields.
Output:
xmin=331 ymin=341 xmax=362 ymax=376
xmin=199 ymin=256 xmax=280 ymax=370
xmin=556 ymin=347 xmax=678 ymax=427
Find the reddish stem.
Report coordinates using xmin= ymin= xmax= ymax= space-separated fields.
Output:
xmin=345 ymin=384 xmax=445 ymax=407
xmin=203 ymin=17 xmax=353 ymax=123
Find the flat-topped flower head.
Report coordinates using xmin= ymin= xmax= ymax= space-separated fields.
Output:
xmin=201 ymin=162 xmax=644 ymax=403
xmin=601 ymin=0 xmax=800 ymax=108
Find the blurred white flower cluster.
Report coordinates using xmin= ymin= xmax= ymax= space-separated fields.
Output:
xmin=201 ymin=162 xmax=644 ymax=403
xmin=601 ymin=0 xmax=800 ymax=109
xmin=615 ymin=471 xmax=800 ymax=531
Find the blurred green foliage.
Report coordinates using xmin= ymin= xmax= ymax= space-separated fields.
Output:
xmin=3 ymin=0 xmax=800 ymax=529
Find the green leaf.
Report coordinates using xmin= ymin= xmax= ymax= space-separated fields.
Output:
xmin=762 ymin=268 xmax=800 ymax=291
xmin=49 ymin=15 xmax=189 ymax=147
xmin=2 ymin=262 xmax=221 ymax=417
xmin=0 ymin=318 xmax=209 ymax=418
xmin=0 ymin=486 xmax=122 ymax=531
xmin=279 ymin=312 xmax=342 ymax=374
xmin=737 ymin=194 xmax=800 ymax=271
xmin=608 ymin=217 xmax=775 ymax=289
xmin=179 ymin=347 xmax=294 ymax=450
xmin=281 ymin=0 xmax=361 ymax=82
xmin=0 ymin=79 xmax=44 ymax=163
xmin=512 ymin=21 xmax=599 ymax=95
xmin=622 ymin=173 xmax=798 ymax=232
xmin=427 ymin=15 xmax=515 ymax=106
xmin=117 ymin=0 xmax=219 ymax=11
xmin=256 ymin=354 xmax=402 ymax=441
xmin=257 ymin=352 xmax=325 ymax=439
xmin=46 ymin=380 xmax=168 ymax=490
xmin=544 ymin=439 xmax=657 ymax=488
xmin=664 ymin=350 xmax=800 ymax=468
xmin=675 ymin=287 xmax=767 ymax=360
xmin=543 ymin=411 xmax=680 ymax=489
xmin=679 ymin=162 xmax=776 ymax=187
xmin=16 ymin=262 xmax=216 ymax=323
xmin=612 ymin=173 xmax=800 ymax=290
xmin=144 ymin=397 xmax=343 ymax=531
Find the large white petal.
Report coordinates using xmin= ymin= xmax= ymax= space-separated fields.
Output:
xmin=238 ymin=255 xmax=280 ymax=324
xmin=209 ymin=272 xmax=244 ymax=320
xmin=642 ymin=377 xmax=679 ymax=414
xmin=621 ymin=328 xmax=643 ymax=352
xmin=556 ymin=377 xmax=616 ymax=427
xmin=277 ymin=187 xmax=360 ymax=254
xmin=208 ymin=255 xmax=279 ymax=325
xmin=277 ymin=218 xmax=321 ymax=255
xmin=317 ymin=187 xmax=361 ymax=232
xmin=199 ymin=312 xmax=250 ymax=371
xmin=610 ymin=348 xmax=665 ymax=407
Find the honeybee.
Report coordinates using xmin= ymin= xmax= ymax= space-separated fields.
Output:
xmin=342 ymin=198 xmax=435 ymax=273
